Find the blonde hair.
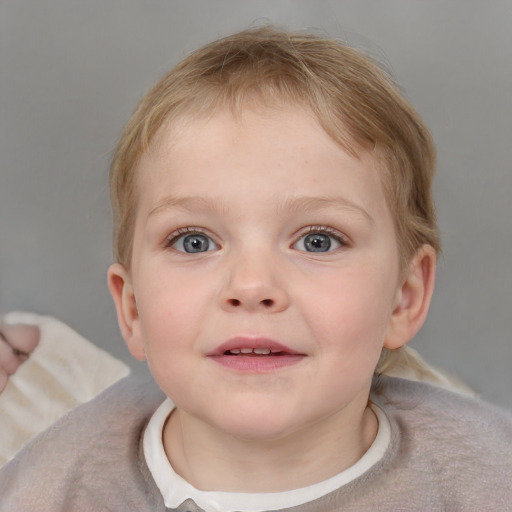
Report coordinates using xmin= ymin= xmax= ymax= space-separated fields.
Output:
xmin=109 ymin=26 xmax=440 ymax=375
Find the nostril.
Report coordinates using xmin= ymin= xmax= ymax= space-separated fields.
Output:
xmin=261 ymin=299 xmax=274 ymax=307
xmin=227 ymin=298 xmax=241 ymax=307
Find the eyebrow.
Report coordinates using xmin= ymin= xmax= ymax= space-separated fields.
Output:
xmin=148 ymin=196 xmax=229 ymax=218
xmin=148 ymin=194 xmax=374 ymax=224
xmin=276 ymin=196 xmax=374 ymax=225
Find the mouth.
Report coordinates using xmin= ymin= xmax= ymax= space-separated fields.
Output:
xmin=224 ymin=347 xmax=292 ymax=356
xmin=210 ymin=337 xmax=303 ymax=356
xmin=208 ymin=337 xmax=306 ymax=372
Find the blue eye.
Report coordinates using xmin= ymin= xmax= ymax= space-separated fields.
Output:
xmin=171 ymin=232 xmax=218 ymax=253
xmin=294 ymin=231 xmax=343 ymax=253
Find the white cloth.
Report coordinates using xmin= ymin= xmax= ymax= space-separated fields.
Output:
xmin=0 ymin=311 xmax=129 ymax=466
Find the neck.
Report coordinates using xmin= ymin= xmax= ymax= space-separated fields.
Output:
xmin=162 ymin=402 xmax=378 ymax=493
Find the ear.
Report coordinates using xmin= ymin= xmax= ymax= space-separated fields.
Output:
xmin=384 ymin=245 xmax=437 ymax=350
xmin=107 ymin=263 xmax=146 ymax=361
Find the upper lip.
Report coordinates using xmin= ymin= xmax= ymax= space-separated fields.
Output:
xmin=208 ymin=336 xmax=303 ymax=356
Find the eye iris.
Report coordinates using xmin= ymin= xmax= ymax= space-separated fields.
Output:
xmin=183 ymin=234 xmax=209 ymax=253
xmin=304 ymin=233 xmax=331 ymax=252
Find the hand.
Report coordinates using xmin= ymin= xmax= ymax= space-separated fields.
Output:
xmin=0 ymin=323 xmax=40 ymax=393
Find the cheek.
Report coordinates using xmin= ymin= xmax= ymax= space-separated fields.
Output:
xmin=135 ymin=271 xmax=212 ymax=402
xmin=136 ymin=270 xmax=206 ymax=346
xmin=300 ymin=265 xmax=396 ymax=354
xmin=136 ymin=261 xmax=225 ymax=357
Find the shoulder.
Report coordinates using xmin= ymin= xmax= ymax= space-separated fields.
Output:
xmin=374 ymin=375 xmax=512 ymax=435
xmin=371 ymin=376 xmax=512 ymax=507
xmin=0 ymin=372 xmax=166 ymax=511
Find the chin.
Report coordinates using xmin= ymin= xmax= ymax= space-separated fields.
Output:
xmin=211 ymin=406 xmax=305 ymax=442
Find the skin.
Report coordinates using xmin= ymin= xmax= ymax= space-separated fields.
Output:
xmin=0 ymin=323 xmax=40 ymax=393
xmin=109 ymin=105 xmax=436 ymax=492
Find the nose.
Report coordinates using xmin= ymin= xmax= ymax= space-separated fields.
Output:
xmin=219 ymin=253 xmax=290 ymax=313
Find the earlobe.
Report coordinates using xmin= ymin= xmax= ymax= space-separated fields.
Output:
xmin=384 ymin=245 xmax=437 ymax=350
xmin=107 ymin=263 xmax=146 ymax=361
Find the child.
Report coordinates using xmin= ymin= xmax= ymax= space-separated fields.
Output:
xmin=0 ymin=26 xmax=510 ymax=511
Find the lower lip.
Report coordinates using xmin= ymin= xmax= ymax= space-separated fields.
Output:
xmin=209 ymin=354 xmax=305 ymax=373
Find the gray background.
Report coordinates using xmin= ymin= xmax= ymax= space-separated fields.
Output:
xmin=1 ymin=1 xmax=511 ymax=408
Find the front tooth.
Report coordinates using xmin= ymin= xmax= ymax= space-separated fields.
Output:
xmin=229 ymin=349 xmax=241 ymax=354
xmin=254 ymin=348 xmax=271 ymax=355
xmin=240 ymin=348 xmax=253 ymax=354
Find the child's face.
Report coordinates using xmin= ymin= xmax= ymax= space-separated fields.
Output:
xmin=113 ymin=105 xmax=406 ymax=439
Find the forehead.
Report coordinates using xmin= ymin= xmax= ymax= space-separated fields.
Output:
xmin=134 ymin=105 xmax=389 ymax=220
xmin=146 ymin=93 xmax=368 ymax=163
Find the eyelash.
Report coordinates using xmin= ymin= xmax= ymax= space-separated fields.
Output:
xmin=294 ymin=226 xmax=350 ymax=249
xmin=304 ymin=225 xmax=348 ymax=241
xmin=164 ymin=227 xmax=214 ymax=247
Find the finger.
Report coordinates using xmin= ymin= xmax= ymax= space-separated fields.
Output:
xmin=0 ymin=367 xmax=7 ymax=393
xmin=0 ymin=324 xmax=40 ymax=355
xmin=0 ymin=337 xmax=23 ymax=374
